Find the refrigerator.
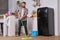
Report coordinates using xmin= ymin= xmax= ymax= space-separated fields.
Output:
xmin=37 ymin=7 xmax=54 ymax=36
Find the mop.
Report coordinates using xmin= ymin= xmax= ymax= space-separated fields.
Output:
xmin=21 ymin=11 xmax=38 ymax=40
xmin=21 ymin=21 xmax=32 ymax=40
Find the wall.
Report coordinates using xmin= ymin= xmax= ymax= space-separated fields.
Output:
xmin=8 ymin=0 xmax=59 ymax=36
xmin=58 ymin=0 xmax=60 ymax=35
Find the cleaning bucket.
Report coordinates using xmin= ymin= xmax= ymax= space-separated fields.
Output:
xmin=31 ymin=30 xmax=38 ymax=37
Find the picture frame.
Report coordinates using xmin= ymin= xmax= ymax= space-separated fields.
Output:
xmin=33 ymin=0 xmax=40 ymax=3
xmin=33 ymin=0 xmax=40 ymax=6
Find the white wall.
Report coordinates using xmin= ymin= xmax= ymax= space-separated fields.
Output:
xmin=58 ymin=0 xmax=60 ymax=35
xmin=8 ymin=0 xmax=59 ymax=36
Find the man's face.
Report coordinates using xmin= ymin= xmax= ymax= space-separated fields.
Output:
xmin=21 ymin=3 xmax=26 ymax=8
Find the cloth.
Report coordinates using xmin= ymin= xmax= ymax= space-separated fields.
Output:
xmin=3 ymin=15 xmax=16 ymax=36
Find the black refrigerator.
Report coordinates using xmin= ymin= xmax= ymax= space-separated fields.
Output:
xmin=37 ymin=7 xmax=54 ymax=36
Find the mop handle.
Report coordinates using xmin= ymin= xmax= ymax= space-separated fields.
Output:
xmin=21 ymin=20 xmax=27 ymax=37
xmin=21 ymin=20 xmax=24 ymax=26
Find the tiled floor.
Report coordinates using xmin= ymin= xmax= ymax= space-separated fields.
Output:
xmin=0 ymin=36 xmax=60 ymax=40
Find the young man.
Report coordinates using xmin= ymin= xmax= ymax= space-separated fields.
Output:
xmin=17 ymin=2 xmax=28 ymax=36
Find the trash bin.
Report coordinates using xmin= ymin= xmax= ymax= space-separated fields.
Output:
xmin=31 ymin=30 xmax=38 ymax=37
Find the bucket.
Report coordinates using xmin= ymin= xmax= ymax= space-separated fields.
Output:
xmin=31 ymin=30 xmax=38 ymax=37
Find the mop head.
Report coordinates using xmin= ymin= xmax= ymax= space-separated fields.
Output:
xmin=22 ymin=35 xmax=32 ymax=40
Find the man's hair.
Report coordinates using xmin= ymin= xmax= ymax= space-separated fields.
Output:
xmin=17 ymin=1 xmax=20 ymax=4
xmin=12 ymin=13 xmax=15 ymax=15
xmin=22 ymin=2 xmax=26 ymax=4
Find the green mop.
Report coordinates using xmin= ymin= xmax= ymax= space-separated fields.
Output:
xmin=21 ymin=21 xmax=32 ymax=40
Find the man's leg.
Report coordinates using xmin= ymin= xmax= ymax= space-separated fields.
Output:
xmin=23 ymin=21 xmax=28 ymax=35
xmin=18 ymin=20 xmax=22 ymax=36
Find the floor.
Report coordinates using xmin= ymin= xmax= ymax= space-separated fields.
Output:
xmin=0 ymin=36 xmax=60 ymax=40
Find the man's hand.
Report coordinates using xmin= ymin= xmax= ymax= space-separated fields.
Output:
xmin=20 ymin=17 xmax=23 ymax=20
xmin=20 ymin=13 xmax=27 ymax=20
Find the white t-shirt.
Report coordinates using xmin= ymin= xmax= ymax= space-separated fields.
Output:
xmin=21 ymin=8 xmax=24 ymax=17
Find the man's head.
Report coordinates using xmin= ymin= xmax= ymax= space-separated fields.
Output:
xmin=17 ymin=1 xmax=20 ymax=5
xmin=21 ymin=2 xmax=26 ymax=8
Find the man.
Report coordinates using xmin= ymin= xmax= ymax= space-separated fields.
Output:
xmin=17 ymin=2 xmax=28 ymax=36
